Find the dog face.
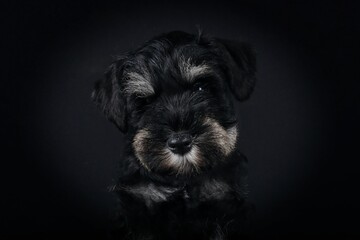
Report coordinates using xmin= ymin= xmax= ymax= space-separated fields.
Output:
xmin=92 ymin=31 xmax=256 ymax=176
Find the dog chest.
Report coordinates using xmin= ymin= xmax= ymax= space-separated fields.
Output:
xmin=123 ymin=179 xmax=233 ymax=208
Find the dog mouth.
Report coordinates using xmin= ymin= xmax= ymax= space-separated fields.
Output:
xmin=132 ymin=117 xmax=238 ymax=175
xmin=163 ymin=145 xmax=202 ymax=175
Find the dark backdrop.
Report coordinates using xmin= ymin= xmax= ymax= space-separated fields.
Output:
xmin=2 ymin=0 xmax=359 ymax=239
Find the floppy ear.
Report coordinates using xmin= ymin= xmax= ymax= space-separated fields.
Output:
xmin=91 ymin=57 xmax=128 ymax=132
xmin=216 ymin=39 xmax=256 ymax=101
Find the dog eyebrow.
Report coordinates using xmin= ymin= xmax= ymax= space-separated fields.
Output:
xmin=123 ymin=71 xmax=155 ymax=97
xmin=179 ymin=57 xmax=214 ymax=83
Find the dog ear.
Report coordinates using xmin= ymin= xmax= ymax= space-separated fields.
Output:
xmin=92 ymin=57 xmax=128 ymax=132
xmin=216 ymin=39 xmax=256 ymax=101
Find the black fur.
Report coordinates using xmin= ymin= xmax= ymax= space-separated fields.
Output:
xmin=92 ymin=31 xmax=256 ymax=240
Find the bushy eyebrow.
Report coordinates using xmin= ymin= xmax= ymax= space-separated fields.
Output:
xmin=122 ymin=57 xmax=216 ymax=97
xmin=123 ymin=70 xmax=155 ymax=97
xmin=178 ymin=57 xmax=215 ymax=83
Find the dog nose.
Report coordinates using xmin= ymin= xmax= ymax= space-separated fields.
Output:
xmin=167 ymin=133 xmax=193 ymax=155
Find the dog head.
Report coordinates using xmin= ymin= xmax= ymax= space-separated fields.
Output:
xmin=92 ymin=31 xmax=256 ymax=176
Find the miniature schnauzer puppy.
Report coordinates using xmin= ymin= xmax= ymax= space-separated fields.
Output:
xmin=92 ymin=30 xmax=256 ymax=240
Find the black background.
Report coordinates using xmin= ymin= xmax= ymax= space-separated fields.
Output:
xmin=2 ymin=0 xmax=360 ymax=239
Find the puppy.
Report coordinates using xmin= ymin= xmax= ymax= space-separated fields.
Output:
xmin=92 ymin=31 xmax=256 ymax=240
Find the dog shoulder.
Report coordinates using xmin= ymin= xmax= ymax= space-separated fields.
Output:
xmin=197 ymin=179 xmax=233 ymax=201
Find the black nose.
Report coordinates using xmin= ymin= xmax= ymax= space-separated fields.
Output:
xmin=167 ymin=133 xmax=193 ymax=155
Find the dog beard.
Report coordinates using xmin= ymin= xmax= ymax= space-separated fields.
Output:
xmin=132 ymin=117 xmax=238 ymax=175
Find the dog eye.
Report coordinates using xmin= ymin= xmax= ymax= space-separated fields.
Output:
xmin=192 ymin=82 xmax=206 ymax=92
xmin=134 ymin=95 xmax=155 ymax=106
xmin=144 ymin=96 xmax=154 ymax=104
